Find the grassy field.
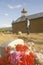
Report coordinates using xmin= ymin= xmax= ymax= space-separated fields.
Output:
xmin=0 ymin=33 xmax=43 ymax=51
xmin=0 ymin=33 xmax=16 ymax=46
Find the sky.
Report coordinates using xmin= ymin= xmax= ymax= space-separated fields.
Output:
xmin=0 ymin=0 xmax=43 ymax=28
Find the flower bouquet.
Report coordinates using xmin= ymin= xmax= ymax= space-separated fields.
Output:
xmin=0 ymin=44 xmax=34 ymax=65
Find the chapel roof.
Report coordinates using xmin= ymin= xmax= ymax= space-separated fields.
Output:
xmin=12 ymin=12 xmax=43 ymax=24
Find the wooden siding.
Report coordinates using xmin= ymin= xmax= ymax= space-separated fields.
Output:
xmin=12 ymin=17 xmax=43 ymax=33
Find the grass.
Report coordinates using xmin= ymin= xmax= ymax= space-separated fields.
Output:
xmin=0 ymin=33 xmax=17 ymax=46
xmin=0 ymin=33 xmax=43 ymax=51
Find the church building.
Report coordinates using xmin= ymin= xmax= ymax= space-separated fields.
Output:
xmin=12 ymin=8 xmax=43 ymax=33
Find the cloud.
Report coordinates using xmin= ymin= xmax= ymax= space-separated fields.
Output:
xmin=8 ymin=5 xmax=14 ymax=9
xmin=14 ymin=5 xmax=22 ymax=9
xmin=0 ymin=13 xmax=8 ymax=16
xmin=4 ymin=13 xmax=8 ymax=16
xmin=8 ymin=4 xmax=22 ymax=9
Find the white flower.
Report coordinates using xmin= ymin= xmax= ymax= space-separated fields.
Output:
xmin=25 ymin=50 xmax=30 ymax=55
xmin=8 ymin=39 xmax=24 ymax=48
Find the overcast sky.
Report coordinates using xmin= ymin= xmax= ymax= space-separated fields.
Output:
xmin=0 ymin=0 xmax=43 ymax=28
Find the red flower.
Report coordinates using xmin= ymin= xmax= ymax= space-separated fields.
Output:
xmin=7 ymin=55 xmax=11 ymax=63
xmin=16 ymin=44 xmax=23 ymax=51
xmin=16 ymin=44 xmax=28 ymax=52
xmin=23 ymin=45 xmax=28 ymax=52
xmin=3 ymin=46 xmax=11 ymax=54
xmin=29 ymin=52 xmax=34 ymax=59
xmin=18 ymin=61 xmax=25 ymax=65
xmin=26 ymin=54 xmax=34 ymax=65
